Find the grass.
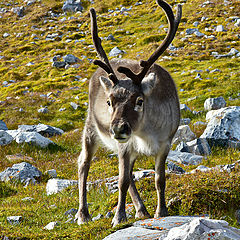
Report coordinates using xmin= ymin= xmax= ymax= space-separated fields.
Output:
xmin=0 ymin=0 xmax=240 ymax=239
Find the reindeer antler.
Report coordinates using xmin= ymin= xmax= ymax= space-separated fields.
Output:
xmin=90 ymin=8 xmax=118 ymax=84
xmin=117 ymin=0 xmax=182 ymax=85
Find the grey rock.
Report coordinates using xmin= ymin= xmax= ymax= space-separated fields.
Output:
xmin=45 ymin=169 xmax=57 ymax=178
xmin=190 ymin=165 xmax=211 ymax=173
xmin=64 ymin=208 xmax=78 ymax=218
xmin=0 ymin=162 xmax=42 ymax=183
xmin=200 ymin=106 xmax=240 ymax=147
xmin=15 ymin=132 xmax=55 ymax=148
xmin=44 ymin=221 xmax=59 ymax=230
xmin=17 ymin=6 xmax=24 ymax=17
xmin=0 ymin=120 xmax=8 ymax=130
xmin=216 ymin=25 xmax=225 ymax=32
xmin=175 ymin=141 xmax=190 ymax=153
xmin=133 ymin=169 xmax=155 ymax=181
xmin=17 ymin=124 xmax=63 ymax=137
xmin=180 ymin=104 xmax=191 ymax=112
xmin=186 ymin=138 xmax=211 ymax=156
xmin=52 ymin=55 xmax=61 ymax=62
xmin=228 ymin=48 xmax=239 ymax=56
xmin=38 ymin=107 xmax=48 ymax=113
xmin=7 ymin=216 xmax=23 ymax=225
xmin=107 ymin=34 xmax=115 ymax=41
xmin=180 ymin=118 xmax=191 ymax=125
xmin=63 ymin=54 xmax=80 ymax=64
xmin=235 ymin=19 xmax=240 ymax=27
xmin=52 ymin=61 xmax=66 ymax=68
xmin=0 ymin=130 xmax=13 ymax=146
xmin=193 ymin=21 xmax=199 ymax=27
xmin=109 ymin=47 xmax=125 ymax=57
xmin=3 ymin=33 xmax=10 ymax=38
xmin=204 ymin=96 xmax=226 ymax=111
xmin=22 ymin=197 xmax=34 ymax=201
xmin=62 ymin=0 xmax=83 ymax=12
xmin=172 ymin=125 xmax=196 ymax=145
xmin=167 ymin=150 xmax=203 ymax=165
xmin=92 ymin=214 xmax=104 ymax=221
xmin=185 ymin=28 xmax=197 ymax=35
xmin=167 ymin=161 xmax=185 ymax=174
xmin=46 ymin=178 xmax=78 ymax=195
xmin=105 ymin=211 xmax=113 ymax=218
xmin=70 ymin=102 xmax=79 ymax=110
xmin=165 ymin=218 xmax=240 ymax=240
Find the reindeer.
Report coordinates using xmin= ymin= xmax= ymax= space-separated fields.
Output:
xmin=75 ymin=0 xmax=182 ymax=227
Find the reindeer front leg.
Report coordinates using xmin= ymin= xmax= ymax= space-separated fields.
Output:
xmin=112 ymin=149 xmax=130 ymax=227
xmin=76 ymin=127 xmax=98 ymax=225
xmin=154 ymin=141 xmax=171 ymax=218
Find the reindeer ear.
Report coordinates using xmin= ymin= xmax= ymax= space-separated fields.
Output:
xmin=99 ymin=76 xmax=113 ymax=91
xmin=141 ymin=73 xmax=156 ymax=96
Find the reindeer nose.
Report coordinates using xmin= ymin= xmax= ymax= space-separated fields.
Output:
xmin=111 ymin=122 xmax=131 ymax=140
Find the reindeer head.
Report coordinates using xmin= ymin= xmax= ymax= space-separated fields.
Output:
xmin=90 ymin=1 xmax=182 ymax=143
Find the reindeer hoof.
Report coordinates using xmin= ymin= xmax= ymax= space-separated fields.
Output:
xmin=154 ymin=207 xmax=169 ymax=218
xmin=135 ymin=208 xmax=151 ymax=219
xmin=75 ymin=210 xmax=91 ymax=225
xmin=111 ymin=212 xmax=127 ymax=227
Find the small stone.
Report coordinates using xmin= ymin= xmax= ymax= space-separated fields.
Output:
xmin=22 ymin=197 xmax=34 ymax=201
xmin=92 ymin=214 xmax=104 ymax=221
xmin=193 ymin=21 xmax=199 ymax=27
xmin=44 ymin=221 xmax=59 ymax=230
xmin=46 ymin=178 xmax=78 ymax=195
xmin=180 ymin=104 xmax=191 ymax=112
xmin=0 ymin=130 xmax=13 ymax=146
xmin=70 ymin=102 xmax=79 ymax=110
xmin=52 ymin=61 xmax=66 ymax=68
xmin=7 ymin=216 xmax=23 ymax=225
xmin=216 ymin=25 xmax=225 ymax=32
xmin=0 ymin=120 xmax=8 ymax=130
xmin=64 ymin=208 xmax=78 ymax=218
xmin=45 ymin=169 xmax=57 ymax=178
xmin=38 ymin=107 xmax=48 ymax=113
xmin=109 ymin=47 xmax=125 ymax=57
xmin=167 ymin=161 xmax=185 ymax=174
xmin=105 ymin=211 xmax=113 ymax=218
xmin=3 ymin=33 xmax=10 ymax=38
xmin=107 ymin=34 xmax=115 ymax=41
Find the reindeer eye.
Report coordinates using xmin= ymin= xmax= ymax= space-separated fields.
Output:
xmin=107 ymin=100 xmax=111 ymax=106
xmin=136 ymin=98 xmax=143 ymax=106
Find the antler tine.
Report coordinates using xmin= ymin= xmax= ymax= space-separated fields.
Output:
xmin=117 ymin=0 xmax=182 ymax=85
xmin=90 ymin=8 xmax=118 ymax=84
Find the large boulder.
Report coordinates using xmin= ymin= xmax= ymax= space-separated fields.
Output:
xmin=0 ymin=162 xmax=42 ymax=183
xmin=0 ymin=130 xmax=13 ymax=146
xmin=204 ymin=96 xmax=226 ymax=111
xmin=201 ymin=106 xmax=240 ymax=147
xmin=165 ymin=218 xmax=240 ymax=240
